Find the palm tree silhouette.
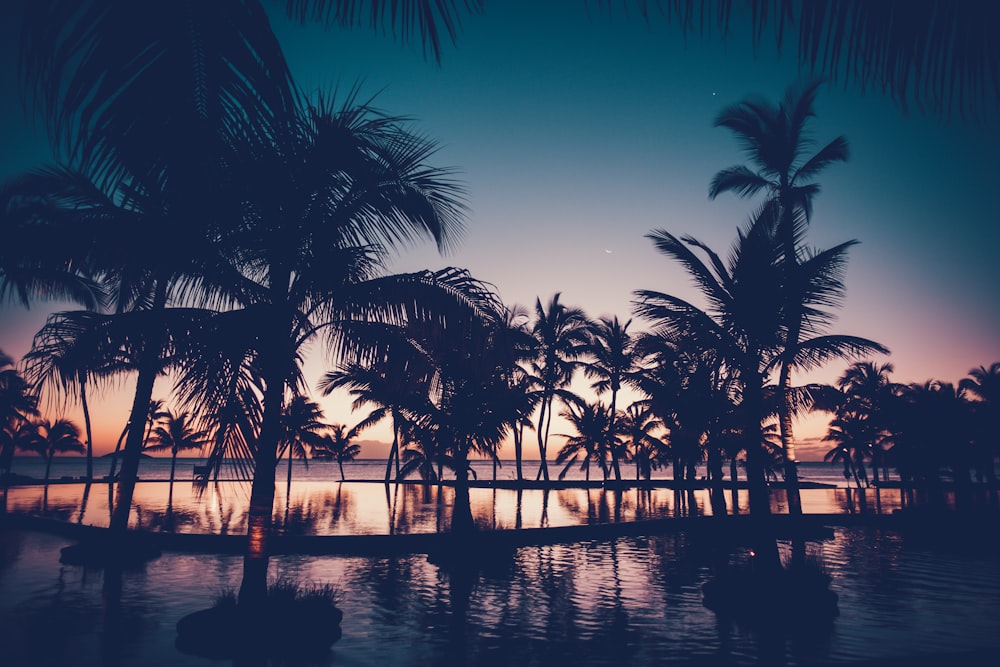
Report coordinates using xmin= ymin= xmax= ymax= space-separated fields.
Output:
xmin=320 ymin=354 xmax=424 ymax=483
xmin=169 ymin=91 xmax=484 ymax=604
xmin=835 ymin=361 xmax=899 ymax=483
xmin=710 ymin=78 xmax=849 ymax=514
xmin=554 ymin=402 xmax=616 ymax=481
xmin=15 ymin=417 xmax=86 ymax=486
xmin=584 ymin=316 xmax=638 ymax=481
xmin=527 ymin=294 xmax=591 ymax=482
xmin=143 ymin=409 xmax=209 ymax=506
xmin=314 ymin=423 xmax=363 ymax=481
xmin=20 ymin=312 xmax=129 ymax=482
xmin=277 ymin=396 xmax=328 ymax=495
xmin=634 ymin=221 xmax=785 ymax=517
xmin=617 ymin=402 xmax=664 ymax=481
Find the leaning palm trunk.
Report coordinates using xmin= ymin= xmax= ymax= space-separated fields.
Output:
xmin=110 ymin=280 xmax=169 ymax=532
xmin=110 ymin=358 xmax=160 ymax=531
xmin=384 ymin=417 xmax=400 ymax=482
xmin=240 ymin=374 xmax=283 ymax=606
xmin=79 ymin=374 xmax=94 ymax=481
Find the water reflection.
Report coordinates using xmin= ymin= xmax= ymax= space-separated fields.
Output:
xmin=5 ymin=480 xmax=995 ymax=538
xmin=1 ymin=525 xmax=999 ymax=665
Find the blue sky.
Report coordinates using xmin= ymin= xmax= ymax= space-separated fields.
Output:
xmin=2 ymin=2 xmax=998 ymax=459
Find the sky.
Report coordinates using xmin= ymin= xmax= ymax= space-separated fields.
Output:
xmin=1 ymin=1 xmax=998 ymax=461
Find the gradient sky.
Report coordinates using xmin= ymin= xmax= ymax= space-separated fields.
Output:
xmin=2 ymin=2 xmax=998 ymax=460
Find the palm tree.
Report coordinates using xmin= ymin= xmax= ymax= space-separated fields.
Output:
xmin=527 ymin=294 xmax=591 ymax=482
xmin=1 ymin=350 xmax=38 ymax=492
xmin=585 ymin=316 xmax=637 ymax=481
xmin=710 ymin=78 xmax=849 ymax=515
xmin=15 ymin=417 xmax=86 ymax=486
xmin=277 ymin=396 xmax=329 ymax=494
xmin=169 ymin=92 xmax=488 ymax=604
xmin=314 ymin=423 xmax=363 ymax=481
xmin=554 ymin=402 xmax=616 ymax=481
xmin=320 ymin=354 xmax=425 ymax=483
xmin=634 ymin=222 xmax=785 ymax=516
xmin=143 ymin=409 xmax=209 ymax=503
xmin=21 ymin=312 xmax=111 ymax=481
xmin=835 ymin=361 xmax=899 ymax=483
xmin=823 ymin=414 xmax=875 ymax=488
xmin=396 ymin=421 xmax=453 ymax=483
xmin=618 ymin=402 xmax=665 ymax=481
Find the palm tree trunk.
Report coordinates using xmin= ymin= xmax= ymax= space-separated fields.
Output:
xmin=239 ymin=296 xmax=287 ymax=606
xmin=286 ymin=445 xmax=294 ymax=499
xmin=240 ymin=374 xmax=282 ymax=606
xmin=536 ymin=395 xmax=550 ymax=481
xmin=168 ymin=449 xmax=177 ymax=511
xmin=385 ymin=419 xmax=400 ymax=482
xmin=44 ymin=451 xmax=53 ymax=486
xmin=608 ymin=389 xmax=622 ymax=481
xmin=338 ymin=459 xmax=345 ymax=481
xmin=777 ymin=364 xmax=803 ymax=515
xmin=451 ymin=445 xmax=474 ymax=533
xmin=109 ymin=422 xmax=128 ymax=482
xmin=110 ymin=362 xmax=159 ymax=532
xmin=79 ymin=374 xmax=94 ymax=482
xmin=514 ymin=422 xmax=524 ymax=481
xmin=110 ymin=278 xmax=168 ymax=533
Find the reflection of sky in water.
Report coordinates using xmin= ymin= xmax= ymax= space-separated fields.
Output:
xmin=1 ymin=526 xmax=998 ymax=665
xmin=4 ymin=481 xmax=913 ymax=535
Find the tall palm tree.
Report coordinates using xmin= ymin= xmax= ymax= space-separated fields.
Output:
xmin=143 ymin=409 xmax=209 ymax=503
xmin=634 ymin=214 xmax=884 ymax=516
xmin=397 ymin=295 xmax=532 ymax=531
xmin=527 ymin=294 xmax=591 ymax=482
xmin=710 ymin=78 xmax=849 ymax=515
xmin=13 ymin=0 xmax=305 ymax=539
xmin=314 ymin=423 xmax=363 ymax=481
xmin=15 ymin=417 xmax=86 ymax=486
xmin=171 ymin=92 xmax=487 ymax=604
xmin=634 ymin=221 xmax=785 ymax=516
xmin=585 ymin=316 xmax=637 ymax=481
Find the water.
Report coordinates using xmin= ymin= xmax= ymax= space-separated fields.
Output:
xmin=0 ymin=526 xmax=998 ymax=665
xmin=2 ymin=458 xmax=998 ymax=665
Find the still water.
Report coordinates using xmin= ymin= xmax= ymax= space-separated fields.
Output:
xmin=1 ymin=525 xmax=998 ymax=666
xmin=1 ymin=459 xmax=998 ymax=665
